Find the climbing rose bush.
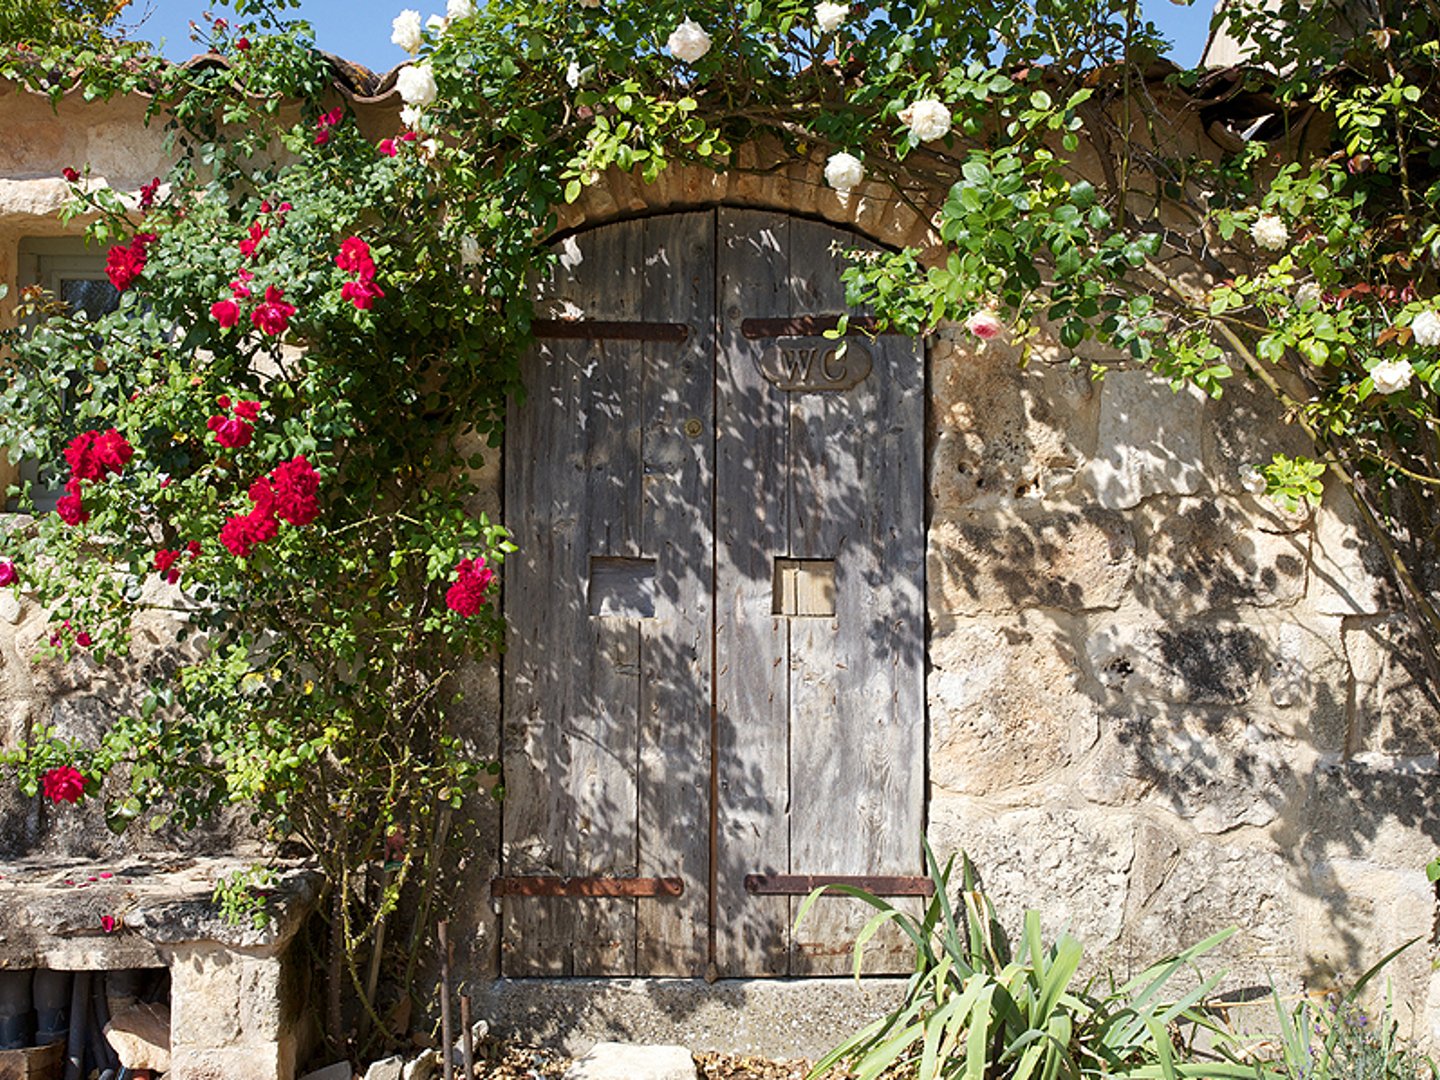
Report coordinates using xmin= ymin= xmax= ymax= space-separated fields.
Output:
xmin=4 ymin=0 xmax=1440 ymax=1053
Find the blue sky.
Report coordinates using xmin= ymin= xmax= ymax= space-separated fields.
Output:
xmin=120 ymin=0 xmax=1220 ymax=72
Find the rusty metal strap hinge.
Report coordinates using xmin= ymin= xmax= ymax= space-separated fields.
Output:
xmin=740 ymin=316 xmax=903 ymax=339
xmin=491 ymin=875 xmax=684 ymax=898
xmin=532 ymin=319 xmax=690 ymax=343
xmin=744 ymin=873 xmax=935 ymax=897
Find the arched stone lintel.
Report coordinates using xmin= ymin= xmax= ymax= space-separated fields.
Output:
xmin=549 ymin=148 xmax=945 ymax=260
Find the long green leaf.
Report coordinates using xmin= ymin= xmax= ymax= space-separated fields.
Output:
xmin=966 ymin=982 xmax=997 ymax=1080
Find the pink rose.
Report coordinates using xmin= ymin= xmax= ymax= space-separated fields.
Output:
xmin=964 ymin=310 xmax=1004 ymax=340
xmin=0 ymin=559 xmax=14 ymax=587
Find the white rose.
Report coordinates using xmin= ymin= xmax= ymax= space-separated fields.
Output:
xmin=667 ymin=18 xmax=711 ymax=63
xmin=1294 ymin=282 xmax=1322 ymax=309
xmin=1370 ymin=358 xmax=1414 ymax=395
xmin=1250 ymin=213 xmax=1288 ymax=251
xmin=1238 ymin=464 xmax=1267 ymax=495
xmin=460 ymin=234 xmax=482 ymax=266
xmin=391 ymin=9 xmax=423 ymax=54
xmin=400 ymin=104 xmax=425 ymax=128
xmin=396 ymin=64 xmax=438 ymax=107
xmin=566 ymin=61 xmax=582 ymax=88
xmin=447 ymin=0 xmax=474 ymax=18
xmin=1411 ymin=309 xmax=1440 ymax=348
xmin=824 ymin=151 xmax=864 ymax=193
xmin=814 ymin=1 xmax=849 ymax=32
xmin=899 ymin=98 xmax=952 ymax=143
xmin=426 ymin=13 xmax=446 ymax=32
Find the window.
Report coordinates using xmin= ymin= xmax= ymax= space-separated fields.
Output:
xmin=5 ymin=237 xmax=121 ymax=511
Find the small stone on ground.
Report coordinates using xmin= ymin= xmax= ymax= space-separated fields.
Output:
xmin=564 ymin=1041 xmax=696 ymax=1080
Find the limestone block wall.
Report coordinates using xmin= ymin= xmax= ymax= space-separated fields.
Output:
xmin=923 ymin=328 xmax=1440 ymax=1039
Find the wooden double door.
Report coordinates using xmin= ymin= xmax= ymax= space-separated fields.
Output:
xmin=502 ymin=209 xmax=924 ymax=977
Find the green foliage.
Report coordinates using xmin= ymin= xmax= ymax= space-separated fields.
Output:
xmin=213 ymin=864 xmax=280 ymax=930
xmin=3 ymin=0 xmax=1440 ymax=1053
xmin=799 ymin=845 xmax=1249 ymax=1080
xmin=1220 ymin=942 xmax=1436 ymax=1080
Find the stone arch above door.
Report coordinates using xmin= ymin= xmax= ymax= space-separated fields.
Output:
xmin=501 ymin=208 xmax=926 ymax=979
xmin=548 ymin=149 xmax=944 ymax=256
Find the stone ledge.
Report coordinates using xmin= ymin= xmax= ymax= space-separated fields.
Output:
xmin=0 ymin=855 xmax=321 ymax=969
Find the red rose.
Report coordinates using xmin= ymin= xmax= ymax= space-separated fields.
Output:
xmin=266 ymin=455 xmax=321 ymax=526
xmin=104 ymin=233 xmax=155 ymax=292
xmin=238 ymin=221 xmax=269 ymax=260
xmin=219 ymin=507 xmax=279 ymax=558
xmin=75 ymin=631 xmax=92 ymax=648
xmin=138 ymin=177 xmax=161 ymax=210
xmin=100 ymin=915 xmax=119 ymax=934
xmin=41 ymin=765 xmax=86 ymax=804
xmin=210 ymin=299 xmax=241 ymax=327
xmin=154 ymin=548 xmax=182 ymax=584
xmin=0 ymin=559 xmax=15 ymax=586
xmin=378 ymin=139 xmax=398 ymax=157
xmin=314 ymin=131 xmax=331 ymax=147
xmin=56 ymin=477 xmax=88 ymax=526
xmin=187 ymin=539 xmax=202 ymax=559
xmin=94 ymin=428 xmax=134 ymax=475
xmin=445 ymin=556 xmax=494 ymax=616
xmin=335 ymin=237 xmax=375 ymax=278
xmin=341 ymin=278 xmax=385 ymax=310
xmin=207 ymin=414 xmax=253 ymax=448
xmin=62 ymin=167 xmax=80 ymax=182
xmin=64 ymin=431 xmax=101 ymax=480
xmin=233 ymin=400 xmax=261 ymax=421
xmin=230 ymin=268 xmax=254 ymax=299
xmin=250 ymin=286 xmax=296 ymax=336
xmin=64 ymin=428 xmax=131 ymax=481
xmin=235 ymin=36 xmax=251 ymax=50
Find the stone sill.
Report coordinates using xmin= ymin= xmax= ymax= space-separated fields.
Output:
xmin=0 ymin=855 xmax=321 ymax=969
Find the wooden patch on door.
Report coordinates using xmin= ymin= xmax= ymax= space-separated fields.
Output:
xmin=772 ymin=559 xmax=836 ymax=617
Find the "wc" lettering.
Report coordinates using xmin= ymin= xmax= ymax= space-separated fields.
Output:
xmin=756 ymin=336 xmax=873 ymax=392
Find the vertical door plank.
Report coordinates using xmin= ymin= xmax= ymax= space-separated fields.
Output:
xmin=503 ymin=221 xmax=646 ymax=975
xmin=784 ymin=220 xmax=925 ymax=974
xmin=714 ymin=209 xmax=792 ymax=976
xmin=502 ymin=330 xmax=586 ymax=974
xmin=637 ymin=212 xmax=715 ymax=975
xmin=571 ymin=222 xmax=645 ymax=975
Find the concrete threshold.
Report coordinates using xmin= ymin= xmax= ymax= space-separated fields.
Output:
xmin=472 ymin=977 xmax=910 ymax=1059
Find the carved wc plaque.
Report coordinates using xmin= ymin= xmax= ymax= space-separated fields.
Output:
xmin=756 ymin=336 xmax=872 ymax=392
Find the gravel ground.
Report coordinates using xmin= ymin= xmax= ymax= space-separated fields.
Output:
xmin=467 ymin=1041 xmax=827 ymax=1078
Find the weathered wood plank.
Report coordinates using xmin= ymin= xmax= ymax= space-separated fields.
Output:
xmin=636 ymin=211 xmax=715 ymax=976
xmin=715 ymin=209 xmax=792 ymax=976
xmin=504 ymin=220 xmax=646 ymax=975
xmin=502 ymin=327 xmax=585 ymax=974
xmin=784 ymin=219 xmax=923 ymax=975
xmin=570 ymin=221 xmax=646 ymax=976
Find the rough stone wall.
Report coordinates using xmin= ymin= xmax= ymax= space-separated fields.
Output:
xmin=2 ymin=80 xmax=1437 ymax=1050
xmin=924 ymin=328 xmax=1440 ymax=1038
